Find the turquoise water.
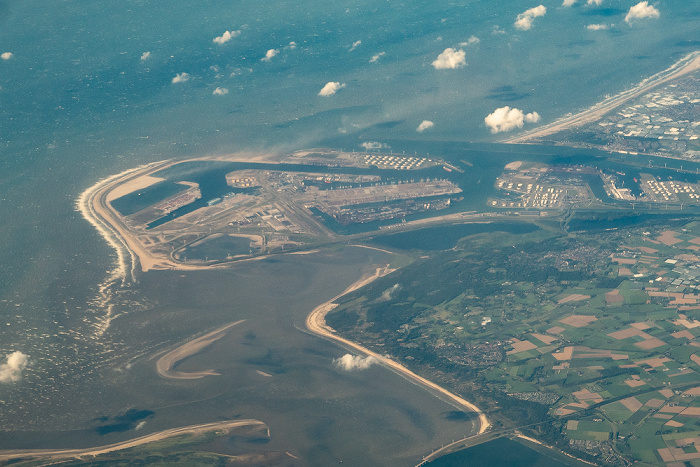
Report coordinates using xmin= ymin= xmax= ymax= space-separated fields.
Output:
xmin=0 ymin=0 xmax=698 ymax=464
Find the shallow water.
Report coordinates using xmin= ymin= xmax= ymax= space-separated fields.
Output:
xmin=0 ymin=0 xmax=698 ymax=463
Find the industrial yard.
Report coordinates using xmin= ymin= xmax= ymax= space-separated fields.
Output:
xmin=98 ymin=150 xmax=462 ymax=267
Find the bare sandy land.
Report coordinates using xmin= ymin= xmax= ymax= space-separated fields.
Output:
xmin=105 ymin=174 xmax=165 ymax=202
xmin=156 ymin=320 xmax=245 ymax=379
xmin=305 ymin=266 xmax=490 ymax=435
xmin=81 ymin=152 xmax=305 ymax=273
xmin=504 ymin=50 xmax=700 ymax=143
xmin=0 ymin=419 xmax=267 ymax=462
xmin=85 ymin=159 xmax=234 ymax=273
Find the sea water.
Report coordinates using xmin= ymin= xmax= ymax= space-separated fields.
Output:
xmin=0 ymin=0 xmax=698 ymax=464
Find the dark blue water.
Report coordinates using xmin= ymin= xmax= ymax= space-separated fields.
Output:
xmin=428 ymin=437 xmax=584 ymax=467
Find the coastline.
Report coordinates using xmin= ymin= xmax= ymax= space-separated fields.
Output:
xmin=304 ymin=265 xmax=491 ymax=436
xmin=0 ymin=419 xmax=267 ymax=462
xmin=504 ymin=50 xmax=700 ymax=143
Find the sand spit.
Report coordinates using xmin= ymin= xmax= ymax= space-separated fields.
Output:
xmin=156 ymin=320 xmax=245 ymax=379
xmin=305 ymin=266 xmax=490 ymax=436
xmin=79 ymin=154 xmax=284 ymax=274
xmin=0 ymin=419 xmax=267 ymax=462
xmin=504 ymin=50 xmax=700 ymax=143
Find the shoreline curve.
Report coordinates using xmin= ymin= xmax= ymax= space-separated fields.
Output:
xmin=504 ymin=50 xmax=700 ymax=143
xmin=305 ymin=264 xmax=490 ymax=436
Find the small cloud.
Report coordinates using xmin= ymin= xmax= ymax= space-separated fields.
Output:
xmin=514 ymin=5 xmax=547 ymax=31
xmin=171 ymin=73 xmax=190 ymax=84
xmin=432 ymin=48 xmax=466 ymax=70
xmin=625 ymin=1 xmax=660 ymax=23
xmin=485 ymin=106 xmax=541 ymax=133
xmin=134 ymin=421 xmax=147 ymax=431
xmin=349 ymin=40 xmax=362 ymax=51
xmin=492 ymin=25 xmax=507 ymax=35
xmin=140 ymin=51 xmax=151 ymax=61
xmin=369 ymin=52 xmax=385 ymax=63
xmin=261 ymin=48 xmax=279 ymax=62
xmin=587 ymin=0 xmax=603 ymax=5
xmin=1 ymin=52 xmax=13 ymax=61
xmin=334 ymin=354 xmax=377 ymax=371
xmin=318 ymin=81 xmax=346 ymax=96
xmin=416 ymin=120 xmax=435 ymax=132
xmin=361 ymin=141 xmax=390 ymax=150
xmin=213 ymin=30 xmax=241 ymax=45
xmin=562 ymin=0 xmax=576 ymax=6
xmin=586 ymin=23 xmax=610 ymax=30
xmin=212 ymin=87 xmax=229 ymax=95
xmin=287 ymin=41 xmax=297 ymax=50
xmin=459 ymin=35 xmax=480 ymax=46
xmin=0 ymin=351 xmax=29 ymax=383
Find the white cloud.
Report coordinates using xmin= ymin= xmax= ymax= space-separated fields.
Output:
xmin=261 ymin=48 xmax=279 ymax=62
xmin=492 ymin=25 xmax=507 ymax=35
xmin=140 ymin=51 xmax=151 ymax=61
xmin=587 ymin=0 xmax=603 ymax=5
xmin=212 ymin=87 xmax=229 ymax=95
xmin=432 ymin=48 xmax=466 ymax=70
xmin=361 ymin=141 xmax=390 ymax=150
xmin=171 ymin=73 xmax=190 ymax=84
xmin=514 ymin=5 xmax=547 ymax=31
xmin=287 ymin=41 xmax=297 ymax=50
xmin=318 ymin=81 xmax=346 ymax=96
xmin=334 ymin=354 xmax=377 ymax=371
xmin=485 ymin=106 xmax=541 ymax=133
xmin=416 ymin=120 xmax=435 ymax=132
xmin=213 ymin=30 xmax=241 ymax=45
xmin=0 ymin=351 xmax=29 ymax=383
xmin=369 ymin=52 xmax=385 ymax=63
xmin=459 ymin=35 xmax=480 ymax=46
xmin=1 ymin=52 xmax=13 ymax=60
xmin=349 ymin=40 xmax=362 ymax=51
xmin=586 ymin=23 xmax=610 ymax=30
xmin=625 ymin=2 xmax=660 ymax=23
xmin=562 ymin=0 xmax=576 ymax=6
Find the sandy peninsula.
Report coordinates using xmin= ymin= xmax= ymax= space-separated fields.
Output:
xmin=305 ymin=265 xmax=491 ymax=436
xmin=504 ymin=50 xmax=700 ymax=143
xmin=0 ymin=419 xmax=267 ymax=463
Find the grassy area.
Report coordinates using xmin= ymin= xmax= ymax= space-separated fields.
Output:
xmin=328 ymin=220 xmax=700 ymax=464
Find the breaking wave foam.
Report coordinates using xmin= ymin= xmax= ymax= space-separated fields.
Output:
xmin=75 ymin=162 xmax=164 ymax=336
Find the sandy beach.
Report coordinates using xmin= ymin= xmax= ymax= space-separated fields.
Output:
xmin=0 ymin=419 xmax=267 ymax=462
xmin=305 ymin=266 xmax=491 ymax=436
xmin=78 ymin=155 xmax=276 ymax=275
xmin=504 ymin=50 xmax=700 ymax=143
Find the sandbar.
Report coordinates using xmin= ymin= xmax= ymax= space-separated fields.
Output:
xmin=156 ymin=320 xmax=245 ymax=379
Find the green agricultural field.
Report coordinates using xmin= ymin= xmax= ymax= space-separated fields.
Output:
xmin=327 ymin=221 xmax=700 ymax=464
